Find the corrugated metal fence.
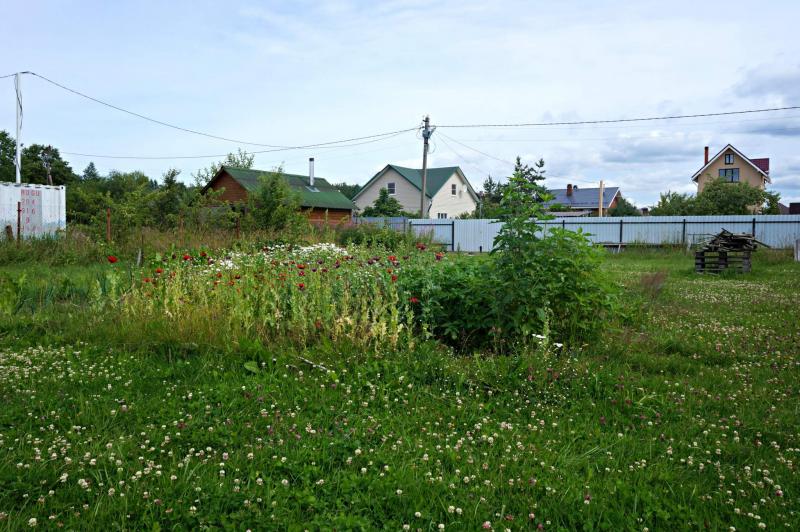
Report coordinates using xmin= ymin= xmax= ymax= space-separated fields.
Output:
xmin=354 ymin=215 xmax=800 ymax=251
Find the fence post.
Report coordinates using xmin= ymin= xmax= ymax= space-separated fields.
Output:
xmin=751 ymin=217 xmax=756 ymax=237
xmin=236 ymin=213 xmax=241 ymax=239
xmin=106 ymin=208 xmax=111 ymax=243
xmin=451 ymin=221 xmax=455 ymax=252
xmin=16 ymin=201 xmax=22 ymax=245
xmin=619 ymin=219 xmax=624 ymax=243
xmin=562 ymin=219 xmax=565 ymax=230
xmin=682 ymin=218 xmax=687 ymax=246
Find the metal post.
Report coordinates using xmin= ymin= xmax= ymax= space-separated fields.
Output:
xmin=451 ymin=220 xmax=455 ymax=251
xmin=682 ymin=218 xmax=687 ymax=246
xmin=619 ymin=219 xmax=624 ymax=244
xmin=751 ymin=217 xmax=756 ymax=237
xmin=16 ymin=201 xmax=22 ymax=244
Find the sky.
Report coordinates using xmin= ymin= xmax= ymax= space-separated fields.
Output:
xmin=2 ymin=0 xmax=799 ymax=206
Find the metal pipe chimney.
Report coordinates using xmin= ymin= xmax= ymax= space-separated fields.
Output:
xmin=309 ymin=157 xmax=315 ymax=187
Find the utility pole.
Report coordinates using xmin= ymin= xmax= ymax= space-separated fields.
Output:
xmin=15 ymin=73 xmax=22 ymax=184
xmin=41 ymin=145 xmax=54 ymax=186
xmin=598 ymin=179 xmax=605 ymax=217
xmin=420 ymin=115 xmax=435 ymax=218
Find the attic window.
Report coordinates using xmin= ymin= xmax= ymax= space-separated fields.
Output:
xmin=305 ymin=186 xmax=319 ymax=192
xmin=387 ymin=182 xmax=396 ymax=195
xmin=451 ymin=183 xmax=457 ymax=196
xmin=724 ymin=154 xmax=734 ymax=164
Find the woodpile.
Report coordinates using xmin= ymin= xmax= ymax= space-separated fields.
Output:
xmin=694 ymin=229 xmax=766 ymax=274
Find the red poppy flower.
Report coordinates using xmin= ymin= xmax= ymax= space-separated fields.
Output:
xmin=200 ymin=251 xmax=207 ymax=258
xmin=234 ymin=274 xmax=241 ymax=280
xmin=315 ymin=319 xmax=322 ymax=330
xmin=409 ymin=296 xmax=420 ymax=304
xmin=387 ymin=268 xmax=393 ymax=274
xmin=182 ymin=254 xmax=191 ymax=261
xmin=388 ymin=255 xmax=397 ymax=262
xmin=216 ymin=272 xmax=223 ymax=278
xmin=155 ymin=267 xmax=163 ymax=274
xmin=391 ymin=275 xmax=398 ymax=283
xmin=297 ymin=283 xmax=305 ymax=290
xmin=107 ymin=255 xmax=118 ymax=264
xmin=297 ymin=264 xmax=305 ymax=270
xmin=143 ymin=277 xmax=151 ymax=283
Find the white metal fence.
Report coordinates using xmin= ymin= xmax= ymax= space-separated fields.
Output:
xmin=355 ymin=215 xmax=800 ymax=251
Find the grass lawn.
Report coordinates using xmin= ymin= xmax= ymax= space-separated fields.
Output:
xmin=0 ymin=249 xmax=798 ymax=529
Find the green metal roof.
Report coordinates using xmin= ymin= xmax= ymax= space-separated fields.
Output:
xmin=352 ymin=164 xmax=469 ymax=202
xmin=220 ymin=166 xmax=355 ymax=211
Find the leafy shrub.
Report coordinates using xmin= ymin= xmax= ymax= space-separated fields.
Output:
xmin=335 ymin=224 xmax=426 ymax=251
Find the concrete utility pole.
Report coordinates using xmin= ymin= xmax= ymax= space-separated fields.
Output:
xmin=420 ymin=115 xmax=435 ymax=218
xmin=15 ymin=73 xmax=22 ymax=184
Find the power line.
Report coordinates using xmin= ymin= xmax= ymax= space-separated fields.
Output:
xmin=437 ymin=105 xmax=800 ymax=129
xmin=25 ymin=71 xmax=417 ymax=149
xmin=60 ymin=129 xmax=413 ymax=160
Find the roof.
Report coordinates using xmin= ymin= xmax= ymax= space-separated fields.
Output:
xmin=691 ymin=144 xmax=771 ymax=184
xmin=750 ymin=158 xmax=770 ymax=174
xmin=542 ymin=186 xmax=620 ymax=210
xmin=206 ymin=166 xmax=355 ymax=211
xmin=353 ymin=164 xmax=479 ymax=202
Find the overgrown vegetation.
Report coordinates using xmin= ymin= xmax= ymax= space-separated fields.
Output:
xmin=650 ymin=178 xmax=782 ymax=215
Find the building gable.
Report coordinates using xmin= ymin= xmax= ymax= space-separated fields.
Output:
xmin=691 ymin=144 xmax=770 ymax=184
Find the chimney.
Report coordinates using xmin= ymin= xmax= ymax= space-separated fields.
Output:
xmin=566 ymin=183 xmax=573 ymax=196
xmin=308 ymin=157 xmax=315 ymax=187
xmin=704 ymin=146 xmax=709 ymax=165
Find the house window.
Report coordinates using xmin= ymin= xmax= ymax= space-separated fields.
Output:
xmin=451 ymin=183 xmax=457 ymax=196
xmin=437 ymin=213 xmax=448 ymax=219
xmin=387 ymin=182 xmax=396 ymax=195
xmin=724 ymin=153 xmax=734 ymax=164
xmin=719 ymin=168 xmax=740 ymax=182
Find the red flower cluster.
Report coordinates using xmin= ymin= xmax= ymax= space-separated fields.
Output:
xmin=409 ymin=296 xmax=420 ymax=304
xmin=415 ymin=243 xmax=426 ymax=251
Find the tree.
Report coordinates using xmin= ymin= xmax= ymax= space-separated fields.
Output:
xmin=333 ymin=182 xmax=362 ymax=200
xmin=361 ymin=188 xmax=406 ymax=217
xmin=649 ymin=191 xmax=695 ymax=216
xmin=607 ymin=196 xmax=641 ymax=217
xmin=493 ymin=157 xmax=551 ymax=253
xmin=249 ymin=169 xmax=303 ymax=231
xmin=469 ymin=175 xmax=507 ymax=218
xmin=692 ymin=178 xmax=767 ymax=215
xmin=0 ymin=130 xmax=15 ymax=183
xmin=192 ymin=149 xmax=255 ymax=187
xmin=763 ymin=191 xmax=782 ymax=215
xmin=21 ymin=144 xmax=77 ymax=185
xmin=82 ymin=162 xmax=101 ymax=181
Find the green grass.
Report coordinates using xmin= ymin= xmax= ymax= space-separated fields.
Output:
xmin=0 ymin=249 xmax=798 ymax=529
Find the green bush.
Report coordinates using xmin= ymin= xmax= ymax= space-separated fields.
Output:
xmin=335 ymin=224 xmax=424 ymax=251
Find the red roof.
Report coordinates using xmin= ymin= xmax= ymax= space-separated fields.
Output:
xmin=749 ymin=158 xmax=769 ymax=174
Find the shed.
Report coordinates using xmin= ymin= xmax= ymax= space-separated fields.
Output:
xmin=202 ymin=164 xmax=355 ymax=225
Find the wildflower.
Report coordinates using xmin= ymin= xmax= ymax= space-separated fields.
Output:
xmin=182 ymin=254 xmax=191 ymax=261
xmin=281 ymin=479 xmax=289 ymax=486
xmin=200 ymin=251 xmax=207 ymax=258
xmin=482 ymin=521 xmax=492 ymax=529
xmin=28 ymin=518 xmax=37 ymax=527
xmin=409 ymin=297 xmax=420 ymax=304
xmin=391 ymin=275 xmax=398 ymax=282
xmin=155 ymin=267 xmax=163 ymax=274
xmin=297 ymin=283 xmax=305 ymax=290
xmin=143 ymin=277 xmax=151 ymax=283
xmin=107 ymin=255 xmax=118 ymax=264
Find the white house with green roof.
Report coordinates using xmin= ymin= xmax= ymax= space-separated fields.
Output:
xmin=353 ymin=164 xmax=478 ymax=218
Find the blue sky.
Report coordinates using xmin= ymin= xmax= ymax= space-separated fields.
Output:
xmin=2 ymin=0 xmax=799 ymax=205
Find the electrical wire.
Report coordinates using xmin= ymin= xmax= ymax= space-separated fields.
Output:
xmin=25 ymin=71 xmax=417 ymax=149
xmin=60 ymin=129 xmax=413 ymax=160
xmin=437 ymin=106 xmax=800 ymax=129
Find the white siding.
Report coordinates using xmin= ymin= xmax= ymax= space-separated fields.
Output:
xmin=429 ymin=172 xmax=477 ymax=218
xmin=354 ymin=168 xmax=429 ymax=214
xmin=0 ymin=182 xmax=66 ymax=238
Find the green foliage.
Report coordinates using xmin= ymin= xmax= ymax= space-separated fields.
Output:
xmin=191 ymin=148 xmax=255 ymax=187
xmin=693 ymin=178 xmax=768 ymax=215
xmin=607 ymin=196 xmax=640 ymax=216
xmin=651 ymin=180 xmax=778 ymax=215
xmin=649 ymin=191 xmax=695 ymax=216
xmin=335 ymin=223 xmax=423 ymax=251
xmin=360 ymin=187 xmax=408 ymax=217
xmin=248 ymin=170 xmax=307 ymax=235
xmin=20 ymin=144 xmax=78 ymax=185
xmin=332 ymin=182 xmax=362 ymax=200
xmin=0 ymin=130 xmax=15 ymax=182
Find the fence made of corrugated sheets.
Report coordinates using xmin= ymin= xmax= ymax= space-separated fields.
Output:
xmin=354 ymin=215 xmax=800 ymax=251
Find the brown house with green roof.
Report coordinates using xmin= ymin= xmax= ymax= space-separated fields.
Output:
xmin=202 ymin=160 xmax=355 ymax=225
